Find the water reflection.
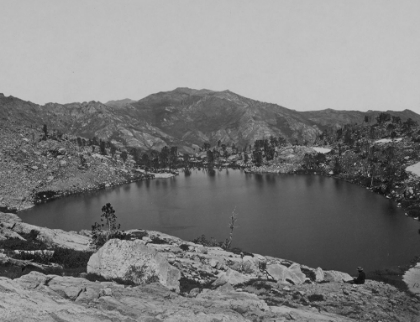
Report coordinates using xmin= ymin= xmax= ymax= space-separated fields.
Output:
xmin=304 ymin=175 xmax=315 ymax=187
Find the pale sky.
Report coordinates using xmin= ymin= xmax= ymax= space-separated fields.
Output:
xmin=0 ymin=0 xmax=419 ymax=112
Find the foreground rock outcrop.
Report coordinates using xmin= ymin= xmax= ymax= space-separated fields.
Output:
xmin=1 ymin=268 xmax=419 ymax=321
xmin=1 ymin=271 xmax=362 ymax=322
xmin=404 ymin=262 xmax=420 ymax=295
xmin=0 ymin=212 xmax=90 ymax=250
xmin=87 ymin=239 xmax=181 ymax=292
xmin=1 ymin=213 xmax=419 ymax=321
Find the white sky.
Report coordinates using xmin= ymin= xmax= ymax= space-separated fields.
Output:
xmin=0 ymin=0 xmax=419 ymax=112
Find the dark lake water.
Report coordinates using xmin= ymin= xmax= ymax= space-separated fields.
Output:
xmin=19 ymin=169 xmax=420 ymax=274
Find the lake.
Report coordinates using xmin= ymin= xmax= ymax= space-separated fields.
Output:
xmin=19 ymin=169 xmax=420 ymax=274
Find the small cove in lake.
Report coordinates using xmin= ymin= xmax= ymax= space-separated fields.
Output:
xmin=19 ymin=169 xmax=420 ymax=274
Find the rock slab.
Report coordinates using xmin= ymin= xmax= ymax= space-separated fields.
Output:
xmin=266 ymin=262 xmax=307 ymax=285
xmin=403 ymin=262 xmax=420 ymax=295
xmin=87 ymin=239 xmax=181 ymax=291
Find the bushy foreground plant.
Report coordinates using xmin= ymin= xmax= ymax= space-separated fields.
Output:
xmin=91 ymin=203 xmax=130 ymax=248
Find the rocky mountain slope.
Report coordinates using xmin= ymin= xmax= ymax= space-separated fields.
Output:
xmin=3 ymin=89 xmax=418 ymax=153
xmin=0 ymin=89 xmax=322 ymax=153
xmin=0 ymin=211 xmax=419 ymax=321
xmin=0 ymin=120 xmax=163 ymax=211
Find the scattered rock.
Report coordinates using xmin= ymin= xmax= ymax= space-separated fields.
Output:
xmin=209 ymin=258 xmax=218 ymax=268
xmin=314 ymin=267 xmax=325 ymax=282
xmin=188 ymin=287 xmax=200 ymax=297
xmin=212 ymin=268 xmax=251 ymax=287
xmin=266 ymin=262 xmax=307 ymax=285
xmin=403 ymin=262 xmax=420 ymax=295
xmin=100 ymin=287 xmax=113 ymax=297
xmin=324 ymin=270 xmax=352 ymax=282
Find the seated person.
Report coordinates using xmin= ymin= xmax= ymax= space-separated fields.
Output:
xmin=345 ymin=267 xmax=366 ymax=284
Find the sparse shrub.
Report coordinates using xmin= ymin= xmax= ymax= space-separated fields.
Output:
xmin=192 ymin=234 xmax=222 ymax=247
xmin=121 ymin=151 xmax=128 ymax=163
xmin=85 ymin=272 xmax=135 ymax=286
xmin=259 ymin=262 xmax=267 ymax=271
xmin=12 ymin=246 xmax=93 ymax=269
xmin=91 ymin=203 xmax=128 ymax=248
xmin=13 ymin=250 xmax=53 ymax=264
xmin=99 ymin=140 xmax=107 ymax=155
xmin=0 ymin=230 xmax=48 ymax=251
xmin=179 ymin=276 xmax=214 ymax=294
xmin=146 ymin=274 xmax=160 ymax=284
xmin=124 ymin=264 xmax=146 ymax=281
xmin=308 ymin=294 xmax=325 ymax=302
xmin=124 ymin=264 xmax=159 ymax=284
xmin=228 ymin=247 xmax=253 ymax=257
xmin=235 ymin=278 xmax=276 ymax=290
xmin=179 ymin=244 xmax=190 ymax=251
xmin=130 ymin=230 xmax=148 ymax=239
xmin=79 ymin=154 xmax=87 ymax=168
xmin=149 ymin=236 xmax=168 ymax=244
xmin=407 ymin=208 xmax=420 ymax=218
xmin=222 ymin=208 xmax=238 ymax=250
xmin=192 ymin=208 xmax=239 ymax=250
xmin=50 ymin=247 xmax=93 ymax=268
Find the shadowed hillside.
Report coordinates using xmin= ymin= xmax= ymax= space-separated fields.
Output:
xmin=1 ymin=89 xmax=419 ymax=154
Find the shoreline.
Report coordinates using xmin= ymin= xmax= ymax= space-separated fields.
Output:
xmin=5 ymin=171 xmax=176 ymax=214
xmin=245 ymin=165 xmax=420 ymax=221
xmin=10 ymin=167 xmax=420 ymax=295
xmin=244 ymin=166 xmax=420 ymax=291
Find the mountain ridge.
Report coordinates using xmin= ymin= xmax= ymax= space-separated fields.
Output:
xmin=1 ymin=88 xmax=419 ymax=152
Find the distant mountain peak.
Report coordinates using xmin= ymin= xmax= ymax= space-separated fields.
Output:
xmin=105 ymin=98 xmax=135 ymax=108
xmin=173 ymin=87 xmax=215 ymax=96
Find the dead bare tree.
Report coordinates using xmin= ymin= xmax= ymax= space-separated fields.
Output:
xmin=223 ymin=207 xmax=238 ymax=250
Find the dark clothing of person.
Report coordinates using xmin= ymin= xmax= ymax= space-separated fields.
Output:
xmin=354 ymin=271 xmax=366 ymax=284
xmin=345 ymin=271 xmax=366 ymax=284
